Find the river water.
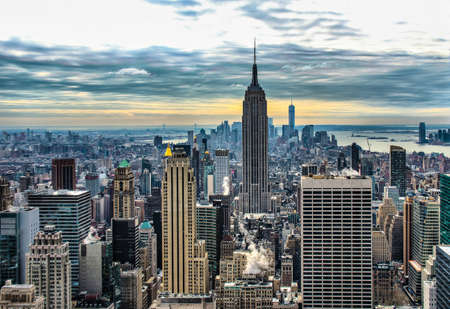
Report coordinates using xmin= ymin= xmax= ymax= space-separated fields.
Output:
xmin=329 ymin=130 xmax=449 ymax=156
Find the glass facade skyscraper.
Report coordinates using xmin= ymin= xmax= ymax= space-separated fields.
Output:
xmin=0 ymin=207 xmax=39 ymax=286
xmin=419 ymin=122 xmax=427 ymax=144
xmin=440 ymin=174 xmax=450 ymax=244
xmin=389 ymin=145 xmax=406 ymax=196
xmin=28 ymin=190 xmax=90 ymax=292
xmin=214 ymin=149 xmax=229 ymax=195
xmin=435 ymin=245 xmax=450 ymax=309
xmin=289 ymin=101 xmax=295 ymax=131
xmin=411 ymin=198 xmax=440 ymax=266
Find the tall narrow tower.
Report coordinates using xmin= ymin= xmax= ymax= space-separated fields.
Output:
xmin=239 ymin=41 xmax=270 ymax=213
xmin=0 ymin=176 xmax=12 ymax=211
xmin=26 ymin=225 xmax=71 ymax=309
xmin=214 ymin=149 xmax=229 ymax=195
xmin=390 ymin=145 xmax=406 ymax=196
xmin=289 ymin=98 xmax=295 ymax=132
xmin=161 ymin=147 xmax=209 ymax=294
xmin=113 ymin=160 xmax=135 ymax=219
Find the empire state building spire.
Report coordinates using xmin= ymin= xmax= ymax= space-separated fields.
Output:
xmin=240 ymin=41 xmax=270 ymax=213
xmin=252 ymin=38 xmax=258 ymax=86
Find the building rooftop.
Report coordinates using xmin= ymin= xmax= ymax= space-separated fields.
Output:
xmin=118 ymin=159 xmax=129 ymax=168
xmin=1 ymin=284 xmax=34 ymax=289
xmin=1 ymin=206 xmax=37 ymax=213
xmin=30 ymin=189 xmax=89 ymax=196
xmin=140 ymin=220 xmax=152 ymax=230
xmin=302 ymin=175 xmax=370 ymax=180
xmin=164 ymin=145 xmax=172 ymax=157
xmin=224 ymin=280 xmax=273 ymax=288
xmin=409 ymin=260 xmax=422 ymax=272
xmin=438 ymin=245 xmax=450 ymax=256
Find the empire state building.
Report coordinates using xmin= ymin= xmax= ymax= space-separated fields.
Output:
xmin=239 ymin=42 xmax=270 ymax=213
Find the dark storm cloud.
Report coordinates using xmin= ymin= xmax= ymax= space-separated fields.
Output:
xmin=0 ymin=38 xmax=449 ymax=114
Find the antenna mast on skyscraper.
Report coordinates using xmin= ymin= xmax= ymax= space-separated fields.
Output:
xmin=254 ymin=38 xmax=256 ymax=64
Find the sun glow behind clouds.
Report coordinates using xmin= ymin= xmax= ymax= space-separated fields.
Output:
xmin=1 ymin=97 xmax=449 ymax=127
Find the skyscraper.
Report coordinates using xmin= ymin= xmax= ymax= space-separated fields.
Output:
xmin=289 ymin=99 xmax=295 ymax=132
xmin=28 ymin=190 xmax=90 ymax=292
xmin=196 ymin=201 xmax=224 ymax=282
xmin=187 ymin=130 xmax=194 ymax=148
xmin=403 ymin=197 xmax=413 ymax=276
xmin=301 ymin=125 xmax=314 ymax=148
xmin=51 ymin=158 xmax=76 ymax=190
xmin=389 ymin=145 xmax=406 ymax=196
xmin=411 ymin=198 xmax=440 ymax=266
xmin=139 ymin=221 xmax=157 ymax=278
xmin=0 ymin=177 xmax=12 ymax=212
xmin=300 ymin=175 xmax=372 ymax=308
xmin=0 ymin=207 xmax=39 ymax=286
xmin=26 ymin=225 xmax=71 ymax=309
xmin=161 ymin=147 xmax=209 ymax=294
xmin=208 ymin=195 xmax=231 ymax=235
xmin=79 ymin=230 xmax=105 ymax=295
xmin=435 ymin=245 xmax=450 ymax=309
xmin=214 ymin=149 xmax=229 ymax=195
xmin=388 ymin=214 xmax=403 ymax=261
xmin=337 ymin=152 xmax=346 ymax=171
xmin=152 ymin=211 xmax=162 ymax=271
xmin=120 ymin=268 xmax=143 ymax=309
xmin=113 ymin=160 xmax=135 ymax=219
xmin=384 ymin=186 xmax=401 ymax=211
xmin=351 ymin=142 xmax=360 ymax=172
xmin=112 ymin=217 xmax=140 ymax=267
xmin=440 ymin=174 xmax=450 ymax=244
xmin=239 ymin=42 xmax=270 ymax=213
xmin=85 ymin=172 xmax=100 ymax=196
xmin=408 ymin=197 xmax=440 ymax=303
xmin=372 ymin=229 xmax=390 ymax=264
xmin=419 ymin=122 xmax=427 ymax=144
xmin=140 ymin=168 xmax=151 ymax=196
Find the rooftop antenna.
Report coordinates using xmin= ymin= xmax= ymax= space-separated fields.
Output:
xmin=254 ymin=38 xmax=256 ymax=64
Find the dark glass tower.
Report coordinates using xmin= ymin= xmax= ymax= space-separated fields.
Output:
xmin=390 ymin=145 xmax=406 ymax=196
xmin=436 ymin=245 xmax=450 ymax=308
xmin=440 ymin=174 xmax=450 ymax=244
xmin=51 ymin=158 xmax=76 ymax=190
xmin=112 ymin=217 xmax=140 ymax=267
xmin=239 ymin=41 xmax=270 ymax=213
xmin=419 ymin=122 xmax=426 ymax=144
xmin=351 ymin=142 xmax=360 ymax=172
xmin=289 ymin=100 xmax=295 ymax=132
xmin=152 ymin=210 xmax=162 ymax=270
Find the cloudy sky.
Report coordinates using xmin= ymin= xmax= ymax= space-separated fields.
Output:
xmin=0 ymin=0 xmax=449 ymax=127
